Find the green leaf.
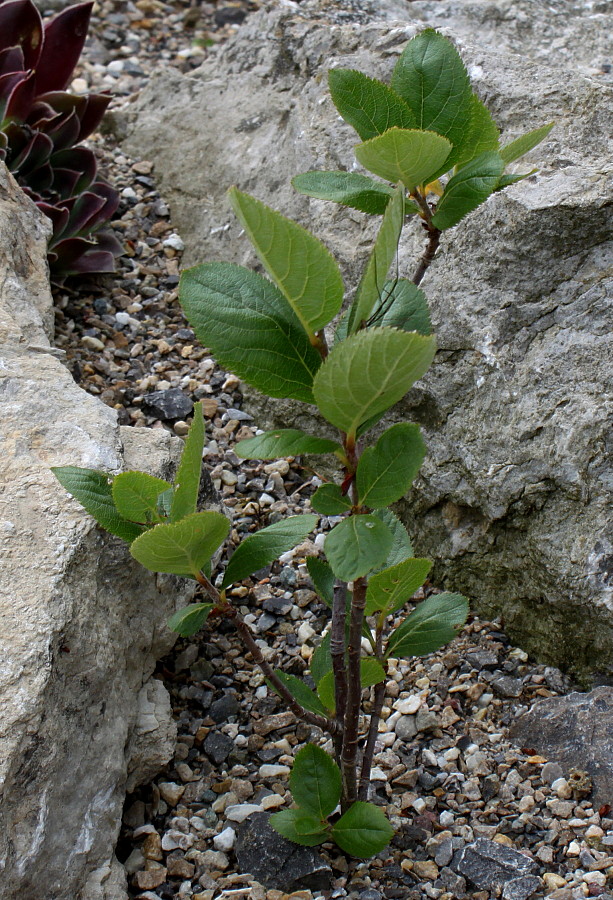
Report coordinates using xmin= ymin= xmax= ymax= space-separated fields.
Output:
xmin=270 ymin=808 xmax=328 ymax=846
xmin=292 ymin=171 xmax=395 ymax=215
xmin=356 ymin=423 xmax=426 ymax=508
xmin=291 ymin=743 xmax=342 ymax=819
xmin=310 ymin=632 xmax=332 ymax=684
xmin=391 ymin=29 xmax=472 ymax=152
xmin=369 ymin=279 xmax=432 ymax=335
xmin=360 ymin=657 xmax=386 ymax=688
xmin=372 ymin=508 xmax=413 ymax=569
xmin=317 ymin=671 xmax=336 ymax=711
xmin=271 ymin=671 xmax=328 ymax=716
xmin=157 ymin=486 xmax=174 ymax=518
xmin=365 ymin=557 xmax=432 ymax=615
xmin=228 ymin=187 xmax=344 ymax=337
xmin=170 ymin=401 xmax=205 ymax=522
xmin=387 ymin=592 xmax=469 ymax=659
xmin=499 ymin=122 xmax=554 ymax=165
xmin=306 ymin=556 xmax=335 ymax=608
xmin=111 ymin=471 xmax=171 ymax=525
xmin=179 ymin=262 xmax=321 ymax=403
xmin=330 ymin=801 xmax=394 ymax=857
xmin=51 ymin=466 xmax=144 ymax=543
xmin=347 ymin=186 xmax=405 ymax=334
xmin=355 ymin=127 xmax=452 ymax=191
xmin=130 ymin=511 xmax=230 ymax=576
xmin=311 ymin=484 xmax=352 ymax=515
xmin=452 ymin=93 xmax=500 ymax=171
xmin=328 ymin=68 xmax=417 ymax=141
xmin=312 ymin=326 xmax=436 ymax=440
xmin=325 ymin=514 xmax=393 ymax=582
xmin=496 ymin=171 xmax=536 ymax=189
xmin=167 ymin=603 xmax=213 ymax=637
xmin=236 ymin=428 xmax=341 ymax=460
xmin=222 ymin=515 xmax=318 ymax=587
xmin=432 ymin=150 xmax=505 ymax=231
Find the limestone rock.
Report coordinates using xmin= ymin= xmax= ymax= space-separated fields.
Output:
xmin=456 ymin=838 xmax=538 ymax=891
xmin=0 ymin=162 xmax=194 ymax=899
xmin=509 ymin=687 xmax=613 ymax=806
xmin=121 ymin=1 xmax=613 ymax=679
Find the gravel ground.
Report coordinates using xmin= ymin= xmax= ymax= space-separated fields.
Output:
xmin=47 ymin=3 xmax=613 ymax=899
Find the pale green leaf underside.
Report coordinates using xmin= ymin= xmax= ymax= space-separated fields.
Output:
xmin=222 ymin=515 xmax=318 ymax=587
xmin=328 ymin=68 xmax=417 ymax=141
xmin=111 ymin=471 xmax=171 ymax=525
xmin=432 ymin=150 xmax=505 ymax=230
xmin=348 ymin=185 xmax=405 ymax=334
xmin=235 ymin=428 xmax=341 ymax=460
xmin=330 ymin=801 xmax=394 ymax=857
xmin=391 ymin=28 xmax=472 ymax=152
xmin=500 ymin=122 xmax=554 ymax=165
xmin=310 ymin=483 xmax=353 ymax=515
xmin=372 ymin=508 xmax=413 ymax=570
xmin=270 ymin=809 xmax=328 ymax=846
xmin=228 ymin=187 xmax=344 ymax=336
xmin=179 ymin=263 xmax=321 ymax=403
xmin=170 ymin=401 xmax=205 ymax=522
xmin=387 ymin=591 xmax=469 ymax=658
xmin=168 ymin=603 xmax=213 ymax=637
xmin=325 ymin=514 xmax=393 ymax=582
xmin=313 ymin=326 xmax=436 ymax=439
xmin=130 ymin=510 xmax=230 ymax=577
xmin=357 ymin=422 xmax=426 ymax=508
xmin=355 ymin=127 xmax=452 ymax=191
xmin=370 ymin=279 xmax=432 ymax=335
xmin=292 ymin=171 xmax=395 ymax=215
xmin=291 ymin=743 xmax=342 ymax=819
xmin=51 ymin=466 xmax=144 ymax=543
xmin=365 ymin=556 xmax=432 ymax=615
xmin=271 ymin=672 xmax=328 ymax=717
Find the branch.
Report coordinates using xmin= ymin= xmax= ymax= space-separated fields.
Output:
xmin=331 ymin=579 xmax=348 ymax=762
xmin=341 ymin=575 xmax=368 ymax=807
xmin=411 ymin=226 xmax=441 ymax=287
xmin=358 ymin=623 xmax=387 ymax=800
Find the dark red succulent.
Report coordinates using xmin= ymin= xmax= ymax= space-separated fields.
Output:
xmin=0 ymin=0 xmax=122 ymax=279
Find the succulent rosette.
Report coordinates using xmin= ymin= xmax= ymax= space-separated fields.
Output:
xmin=0 ymin=0 xmax=122 ymax=278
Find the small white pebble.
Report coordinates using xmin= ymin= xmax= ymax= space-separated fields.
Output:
xmin=163 ymin=233 xmax=185 ymax=251
xmin=259 ymin=764 xmax=290 ymax=778
xmin=567 ymin=841 xmax=581 ymax=856
xmin=213 ymin=826 xmax=236 ymax=852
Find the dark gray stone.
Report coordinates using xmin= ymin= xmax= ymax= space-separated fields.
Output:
xmin=235 ymin=811 xmax=332 ymax=892
xmin=209 ymin=693 xmax=240 ymax=723
xmin=142 ymin=388 xmax=194 ymax=420
xmin=203 ymin=731 xmax=234 ymax=765
xmin=502 ymin=875 xmax=542 ymax=900
xmin=492 ymin=676 xmax=524 ymax=698
xmin=509 ymin=687 xmax=613 ymax=805
xmin=456 ymin=838 xmax=538 ymax=891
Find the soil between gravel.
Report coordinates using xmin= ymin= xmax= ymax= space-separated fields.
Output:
xmin=45 ymin=3 xmax=613 ymax=899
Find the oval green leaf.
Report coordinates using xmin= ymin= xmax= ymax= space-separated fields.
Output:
xmin=52 ymin=466 xmax=144 ymax=543
xmin=111 ymin=471 xmax=171 ymax=525
xmin=386 ymin=591 xmax=469 ymax=659
xmin=354 ymin=127 xmax=452 ymax=191
xmin=432 ymin=150 xmax=505 ymax=230
xmin=179 ymin=262 xmax=321 ymax=402
xmin=357 ymin=422 xmax=426 ymax=509
xmin=328 ymin=68 xmax=417 ymax=141
xmin=372 ymin=508 xmax=413 ymax=570
xmin=500 ymin=122 xmax=554 ymax=165
xmin=330 ymin=801 xmax=394 ymax=857
xmin=306 ymin=556 xmax=335 ymax=608
xmin=270 ymin=808 xmax=328 ymax=847
xmin=291 ymin=743 xmax=342 ymax=819
xmin=228 ymin=188 xmax=344 ymax=337
xmin=312 ymin=326 xmax=436 ymax=440
xmin=130 ymin=510 xmax=230 ymax=577
xmin=222 ymin=514 xmax=318 ymax=587
xmin=365 ymin=557 xmax=432 ymax=615
xmin=235 ymin=428 xmax=341 ymax=460
xmin=310 ymin=632 xmax=333 ymax=685
xmin=325 ymin=514 xmax=393 ymax=582
xmin=271 ymin=671 xmax=328 ymax=717
xmin=311 ymin=483 xmax=353 ymax=515
xmin=167 ymin=603 xmax=213 ymax=637
xmin=360 ymin=657 xmax=386 ymax=688
xmin=292 ymin=170 xmax=395 ymax=215
xmin=170 ymin=401 xmax=205 ymax=522
xmin=369 ymin=279 xmax=432 ymax=335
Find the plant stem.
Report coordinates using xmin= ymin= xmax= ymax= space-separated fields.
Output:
xmin=341 ymin=575 xmax=368 ymax=808
xmin=358 ymin=622 xmax=387 ymax=800
xmin=331 ymin=579 xmax=348 ymax=763
xmin=196 ymin=572 xmax=335 ymax=734
xmin=411 ymin=226 xmax=441 ymax=287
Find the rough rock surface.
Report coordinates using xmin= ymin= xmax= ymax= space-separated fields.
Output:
xmin=121 ymin=0 xmax=613 ymax=679
xmin=0 ymin=162 xmax=195 ymax=900
xmin=509 ymin=687 xmax=613 ymax=806
xmin=455 ymin=837 xmax=539 ymax=891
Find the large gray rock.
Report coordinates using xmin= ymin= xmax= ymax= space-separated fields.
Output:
xmin=509 ymin=687 xmax=613 ymax=806
xmin=0 ymin=162 xmax=195 ymax=900
xmin=120 ymin=0 xmax=613 ymax=679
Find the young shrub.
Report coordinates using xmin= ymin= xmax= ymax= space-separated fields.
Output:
xmin=52 ymin=29 xmax=551 ymax=861
xmin=0 ymin=0 xmax=122 ymax=279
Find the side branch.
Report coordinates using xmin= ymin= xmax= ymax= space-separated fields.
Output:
xmin=411 ymin=226 xmax=441 ymax=287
